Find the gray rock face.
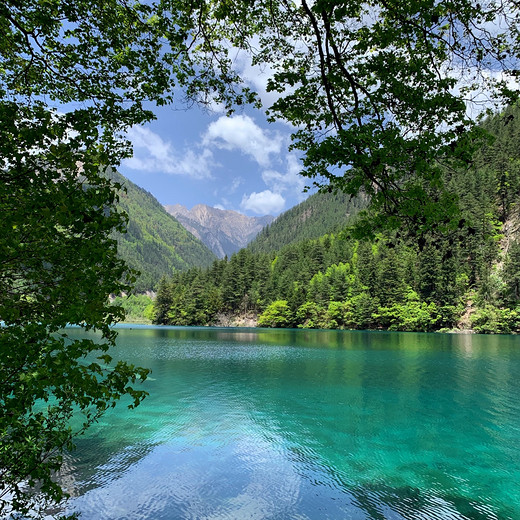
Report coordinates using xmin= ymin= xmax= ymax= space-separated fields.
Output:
xmin=164 ymin=204 xmax=275 ymax=258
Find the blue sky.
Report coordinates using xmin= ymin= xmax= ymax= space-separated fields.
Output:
xmin=119 ymin=99 xmax=310 ymax=217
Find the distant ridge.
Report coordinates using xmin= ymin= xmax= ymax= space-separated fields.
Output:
xmin=106 ymin=170 xmax=216 ymax=292
xmin=247 ymin=191 xmax=367 ymax=253
xmin=165 ymin=204 xmax=274 ymax=258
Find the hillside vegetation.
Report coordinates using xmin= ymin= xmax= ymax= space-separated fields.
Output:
xmin=107 ymin=169 xmax=216 ymax=292
xmin=153 ymin=105 xmax=520 ymax=333
xmin=248 ymin=191 xmax=366 ymax=253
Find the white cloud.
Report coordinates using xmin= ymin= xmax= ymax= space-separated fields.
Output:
xmin=125 ymin=126 xmax=214 ymax=179
xmin=261 ymin=154 xmax=307 ymax=201
xmin=241 ymin=190 xmax=285 ymax=215
xmin=174 ymin=148 xmax=215 ymax=179
xmin=203 ymin=115 xmax=281 ymax=167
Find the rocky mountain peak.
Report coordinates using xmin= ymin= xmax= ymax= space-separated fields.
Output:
xmin=164 ymin=204 xmax=275 ymax=258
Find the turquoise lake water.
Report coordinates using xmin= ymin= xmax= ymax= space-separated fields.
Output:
xmin=62 ymin=326 xmax=520 ymax=519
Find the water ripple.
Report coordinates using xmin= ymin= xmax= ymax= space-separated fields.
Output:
xmin=61 ymin=327 xmax=520 ymax=520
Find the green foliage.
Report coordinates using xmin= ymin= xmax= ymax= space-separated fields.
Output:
xmin=0 ymin=0 xmax=252 ymax=515
xmin=155 ymin=227 xmax=454 ymax=331
xmin=471 ymin=305 xmax=520 ymax=334
xmin=111 ymin=294 xmax=155 ymax=324
xmin=0 ymin=116 xmax=151 ymax=517
xmin=258 ymin=301 xmax=294 ymax=328
xmin=345 ymin=293 xmax=380 ymax=330
xmin=503 ymin=240 xmax=520 ymax=304
xmin=373 ymin=291 xmax=440 ymax=332
xmin=326 ymin=301 xmax=348 ymax=329
xmin=296 ymin=301 xmax=328 ymax=329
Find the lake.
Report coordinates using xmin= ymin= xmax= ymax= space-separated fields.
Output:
xmin=61 ymin=326 xmax=520 ymax=519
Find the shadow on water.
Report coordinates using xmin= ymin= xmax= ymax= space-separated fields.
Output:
xmin=345 ymin=482 xmax=512 ymax=520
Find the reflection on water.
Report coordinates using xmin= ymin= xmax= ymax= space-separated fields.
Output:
xmin=62 ymin=327 xmax=520 ymax=519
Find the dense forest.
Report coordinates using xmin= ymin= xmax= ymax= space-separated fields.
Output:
xmin=107 ymin=169 xmax=216 ymax=292
xmin=152 ymin=105 xmax=520 ymax=334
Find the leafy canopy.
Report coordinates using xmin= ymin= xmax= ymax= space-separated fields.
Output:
xmin=0 ymin=0 xmax=245 ymax=517
xmin=161 ymin=0 xmax=520 ymax=233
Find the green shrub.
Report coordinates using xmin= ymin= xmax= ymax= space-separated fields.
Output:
xmin=258 ymin=300 xmax=294 ymax=328
xmin=112 ymin=294 xmax=154 ymax=323
xmin=296 ymin=301 xmax=326 ymax=328
xmin=373 ymin=292 xmax=440 ymax=332
xmin=346 ymin=292 xmax=379 ymax=329
xmin=471 ymin=305 xmax=520 ymax=334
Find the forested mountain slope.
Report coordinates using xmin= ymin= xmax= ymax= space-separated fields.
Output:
xmin=106 ymin=169 xmax=216 ymax=292
xmin=247 ymin=191 xmax=366 ymax=253
xmin=153 ymin=105 xmax=520 ymax=333
xmin=165 ymin=204 xmax=274 ymax=258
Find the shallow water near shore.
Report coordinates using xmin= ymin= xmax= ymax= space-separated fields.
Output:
xmin=61 ymin=326 xmax=520 ymax=519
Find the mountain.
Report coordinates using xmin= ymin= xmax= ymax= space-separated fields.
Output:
xmin=106 ymin=170 xmax=216 ymax=292
xmin=165 ymin=204 xmax=275 ymax=258
xmin=247 ymin=191 xmax=366 ymax=253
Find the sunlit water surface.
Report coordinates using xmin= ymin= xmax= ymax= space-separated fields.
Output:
xmin=61 ymin=326 xmax=520 ymax=519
